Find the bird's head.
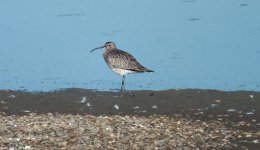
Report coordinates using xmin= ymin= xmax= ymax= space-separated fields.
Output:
xmin=90 ymin=41 xmax=116 ymax=53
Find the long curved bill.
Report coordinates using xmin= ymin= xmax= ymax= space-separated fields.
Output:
xmin=90 ymin=46 xmax=105 ymax=53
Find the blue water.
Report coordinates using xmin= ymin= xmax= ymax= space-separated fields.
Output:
xmin=0 ymin=0 xmax=260 ymax=91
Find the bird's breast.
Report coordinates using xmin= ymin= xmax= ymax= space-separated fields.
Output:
xmin=110 ymin=67 xmax=135 ymax=76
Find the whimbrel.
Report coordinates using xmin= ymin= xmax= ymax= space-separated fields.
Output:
xmin=90 ymin=42 xmax=154 ymax=91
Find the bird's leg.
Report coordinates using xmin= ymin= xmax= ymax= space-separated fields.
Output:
xmin=121 ymin=75 xmax=125 ymax=92
xmin=123 ymin=75 xmax=126 ymax=91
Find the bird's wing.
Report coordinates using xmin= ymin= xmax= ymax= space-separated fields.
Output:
xmin=105 ymin=50 xmax=148 ymax=72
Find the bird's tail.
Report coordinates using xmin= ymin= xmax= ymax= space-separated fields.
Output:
xmin=146 ymin=69 xmax=154 ymax=73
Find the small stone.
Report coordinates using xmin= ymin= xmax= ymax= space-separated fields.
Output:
xmin=133 ymin=106 xmax=140 ymax=109
xmin=23 ymin=110 xmax=31 ymax=113
xmin=255 ymin=132 xmax=260 ymax=137
xmin=210 ymin=104 xmax=219 ymax=108
xmin=86 ymin=102 xmax=92 ymax=107
xmin=253 ymin=139 xmax=259 ymax=143
xmin=214 ymin=99 xmax=221 ymax=103
xmin=246 ymin=133 xmax=252 ymax=138
xmin=227 ymin=109 xmax=237 ymax=112
xmin=246 ymin=111 xmax=254 ymax=115
xmin=8 ymin=95 xmax=16 ymax=98
xmin=0 ymin=100 xmax=7 ymax=104
xmin=114 ymin=104 xmax=119 ymax=110
xmin=24 ymin=146 xmax=31 ymax=149
xmin=81 ymin=96 xmax=87 ymax=103
xmin=152 ymin=105 xmax=158 ymax=109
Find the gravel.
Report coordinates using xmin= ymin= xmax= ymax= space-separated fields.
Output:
xmin=1 ymin=113 xmax=259 ymax=149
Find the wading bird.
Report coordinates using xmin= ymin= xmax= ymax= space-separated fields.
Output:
xmin=90 ymin=42 xmax=153 ymax=91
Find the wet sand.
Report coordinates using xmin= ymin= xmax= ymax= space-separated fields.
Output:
xmin=0 ymin=89 xmax=259 ymax=149
xmin=1 ymin=89 xmax=259 ymax=120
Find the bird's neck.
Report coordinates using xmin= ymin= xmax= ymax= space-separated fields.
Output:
xmin=103 ymin=49 xmax=115 ymax=57
xmin=106 ymin=48 xmax=117 ymax=53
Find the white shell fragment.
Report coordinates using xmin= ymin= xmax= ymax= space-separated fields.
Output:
xmin=214 ymin=99 xmax=221 ymax=103
xmin=152 ymin=105 xmax=158 ymax=109
xmin=86 ymin=102 xmax=92 ymax=107
xmin=210 ymin=104 xmax=219 ymax=108
xmin=8 ymin=95 xmax=16 ymax=98
xmin=80 ymin=96 xmax=87 ymax=103
xmin=114 ymin=104 xmax=119 ymax=110
xmin=22 ymin=110 xmax=31 ymax=113
xmin=133 ymin=106 xmax=140 ymax=109
xmin=227 ymin=109 xmax=237 ymax=112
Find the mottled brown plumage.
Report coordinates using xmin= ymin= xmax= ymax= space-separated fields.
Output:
xmin=104 ymin=49 xmax=153 ymax=73
xmin=91 ymin=41 xmax=153 ymax=91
